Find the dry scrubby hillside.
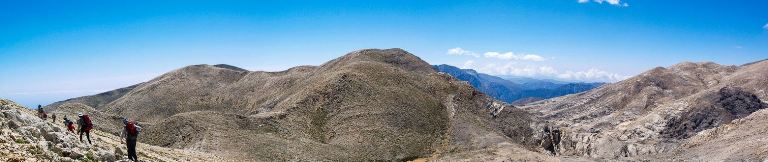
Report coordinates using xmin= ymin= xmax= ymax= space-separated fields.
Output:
xmin=47 ymin=49 xmax=555 ymax=161
xmin=0 ymin=99 xmax=221 ymax=162
xmin=521 ymin=60 xmax=768 ymax=160
xmin=44 ymin=48 xmax=768 ymax=161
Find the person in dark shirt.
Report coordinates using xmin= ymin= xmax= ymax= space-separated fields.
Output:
xmin=121 ymin=118 xmax=142 ymax=161
xmin=77 ymin=113 xmax=93 ymax=145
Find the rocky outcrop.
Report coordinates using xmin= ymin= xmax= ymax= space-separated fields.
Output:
xmin=663 ymin=86 xmax=766 ymax=139
xmin=658 ymin=108 xmax=768 ymax=161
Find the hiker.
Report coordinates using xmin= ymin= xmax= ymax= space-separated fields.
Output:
xmin=63 ymin=117 xmax=75 ymax=133
xmin=52 ymin=113 xmax=57 ymax=123
xmin=77 ymin=113 xmax=93 ymax=144
xmin=121 ymin=118 xmax=142 ymax=161
xmin=37 ymin=105 xmax=47 ymax=119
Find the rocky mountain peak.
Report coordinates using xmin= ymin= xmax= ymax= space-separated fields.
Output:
xmin=213 ymin=64 xmax=248 ymax=72
xmin=321 ymin=48 xmax=434 ymax=73
xmin=669 ymin=61 xmax=735 ymax=73
xmin=151 ymin=64 xmax=249 ymax=84
xmin=620 ymin=61 xmax=737 ymax=93
xmin=174 ymin=64 xmax=249 ymax=74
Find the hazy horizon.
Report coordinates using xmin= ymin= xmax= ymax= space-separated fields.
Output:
xmin=2 ymin=0 xmax=767 ymax=108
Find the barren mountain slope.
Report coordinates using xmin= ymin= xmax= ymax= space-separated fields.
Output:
xmin=521 ymin=60 xmax=768 ymax=160
xmin=654 ymin=60 xmax=768 ymax=161
xmin=48 ymin=49 xmax=553 ymax=161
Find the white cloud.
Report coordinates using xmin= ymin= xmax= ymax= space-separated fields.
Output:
xmin=479 ymin=64 xmax=559 ymax=77
xmin=503 ymin=66 xmax=558 ymax=76
xmin=578 ymin=0 xmax=629 ymax=7
xmin=763 ymin=23 xmax=768 ymax=30
xmin=447 ymin=47 xmax=479 ymax=57
xmin=557 ymin=68 xmax=629 ymax=82
xmin=483 ymin=52 xmax=546 ymax=61
xmin=449 ymin=48 xmax=626 ymax=82
xmin=461 ymin=60 xmax=475 ymax=69
xmin=468 ymin=63 xmax=628 ymax=82
xmin=596 ymin=0 xmax=621 ymax=5
xmin=448 ymin=48 xmax=546 ymax=62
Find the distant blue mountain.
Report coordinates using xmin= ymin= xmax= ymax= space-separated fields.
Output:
xmin=433 ymin=64 xmax=604 ymax=104
xmin=500 ymin=75 xmax=566 ymax=90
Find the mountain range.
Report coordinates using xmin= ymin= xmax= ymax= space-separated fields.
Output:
xmin=41 ymin=49 xmax=553 ymax=161
xmin=433 ymin=64 xmax=604 ymax=105
xmin=2 ymin=48 xmax=764 ymax=161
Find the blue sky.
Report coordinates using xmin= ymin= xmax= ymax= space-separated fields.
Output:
xmin=1 ymin=0 xmax=767 ymax=107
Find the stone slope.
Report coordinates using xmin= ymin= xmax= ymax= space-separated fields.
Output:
xmin=48 ymin=48 xmax=552 ymax=161
xmin=522 ymin=60 xmax=768 ymax=160
xmin=1 ymin=99 xmax=221 ymax=162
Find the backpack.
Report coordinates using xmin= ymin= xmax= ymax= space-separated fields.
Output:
xmin=67 ymin=122 xmax=75 ymax=130
xmin=126 ymin=121 xmax=139 ymax=136
xmin=82 ymin=115 xmax=93 ymax=131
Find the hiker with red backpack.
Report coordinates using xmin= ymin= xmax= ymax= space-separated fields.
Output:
xmin=121 ymin=118 xmax=142 ymax=161
xmin=77 ymin=112 xmax=93 ymax=144
xmin=63 ymin=117 xmax=75 ymax=133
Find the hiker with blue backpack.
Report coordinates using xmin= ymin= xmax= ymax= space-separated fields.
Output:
xmin=37 ymin=105 xmax=47 ymax=119
xmin=122 ymin=117 xmax=142 ymax=161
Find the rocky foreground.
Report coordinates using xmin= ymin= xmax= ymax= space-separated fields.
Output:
xmin=0 ymin=99 xmax=222 ymax=162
